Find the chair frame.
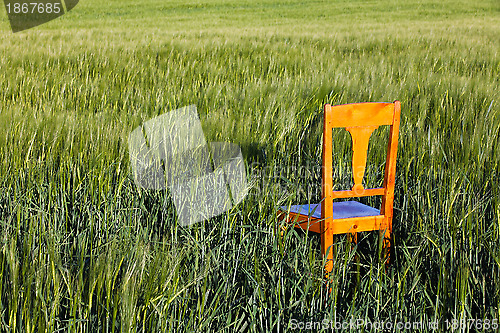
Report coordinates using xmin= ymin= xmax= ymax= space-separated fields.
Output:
xmin=280 ymin=101 xmax=401 ymax=272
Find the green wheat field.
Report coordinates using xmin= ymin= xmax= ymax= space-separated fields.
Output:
xmin=0 ymin=0 xmax=499 ymax=331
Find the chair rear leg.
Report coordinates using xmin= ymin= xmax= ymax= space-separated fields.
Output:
xmin=350 ymin=232 xmax=360 ymax=288
xmin=380 ymin=220 xmax=392 ymax=265
xmin=349 ymin=232 xmax=359 ymax=264
xmin=349 ymin=232 xmax=357 ymax=245
xmin=322 ymin=231 xmax=334 ymax=276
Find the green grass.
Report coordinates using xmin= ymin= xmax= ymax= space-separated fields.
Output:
xmin=0 ymin=0 xmax=499 ymax=331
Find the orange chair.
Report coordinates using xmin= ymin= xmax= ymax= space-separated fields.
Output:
xmin=279 ymin=101 xmax=401 ymax=272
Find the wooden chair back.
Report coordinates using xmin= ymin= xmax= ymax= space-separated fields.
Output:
xmin=278 ymin=101 xmax=401 ymax=272
xmin=321 ymin=101 xmax=401 ymax=228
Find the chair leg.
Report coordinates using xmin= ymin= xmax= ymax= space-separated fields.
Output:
xmin=350 ymin=232 xmax=360 ymax=288
xmin=380 ymin=223 xmax=392 ymax=265
xmin=322 ymin=230 xmax=334 ymax=275
xmin=349 ymin=232 xmax=359 ymax=265
xmin=349 ymin=232 xmax=357 ymax=245
xmin=280 ymin=223 xmax=287 ymax=238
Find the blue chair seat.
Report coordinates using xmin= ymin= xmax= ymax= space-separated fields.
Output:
xmin=281 ymin=201 xmax=380 ymax=220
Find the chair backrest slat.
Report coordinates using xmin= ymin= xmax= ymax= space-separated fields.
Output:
xmin=328 ymin=102 xmax=395 ymax=128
